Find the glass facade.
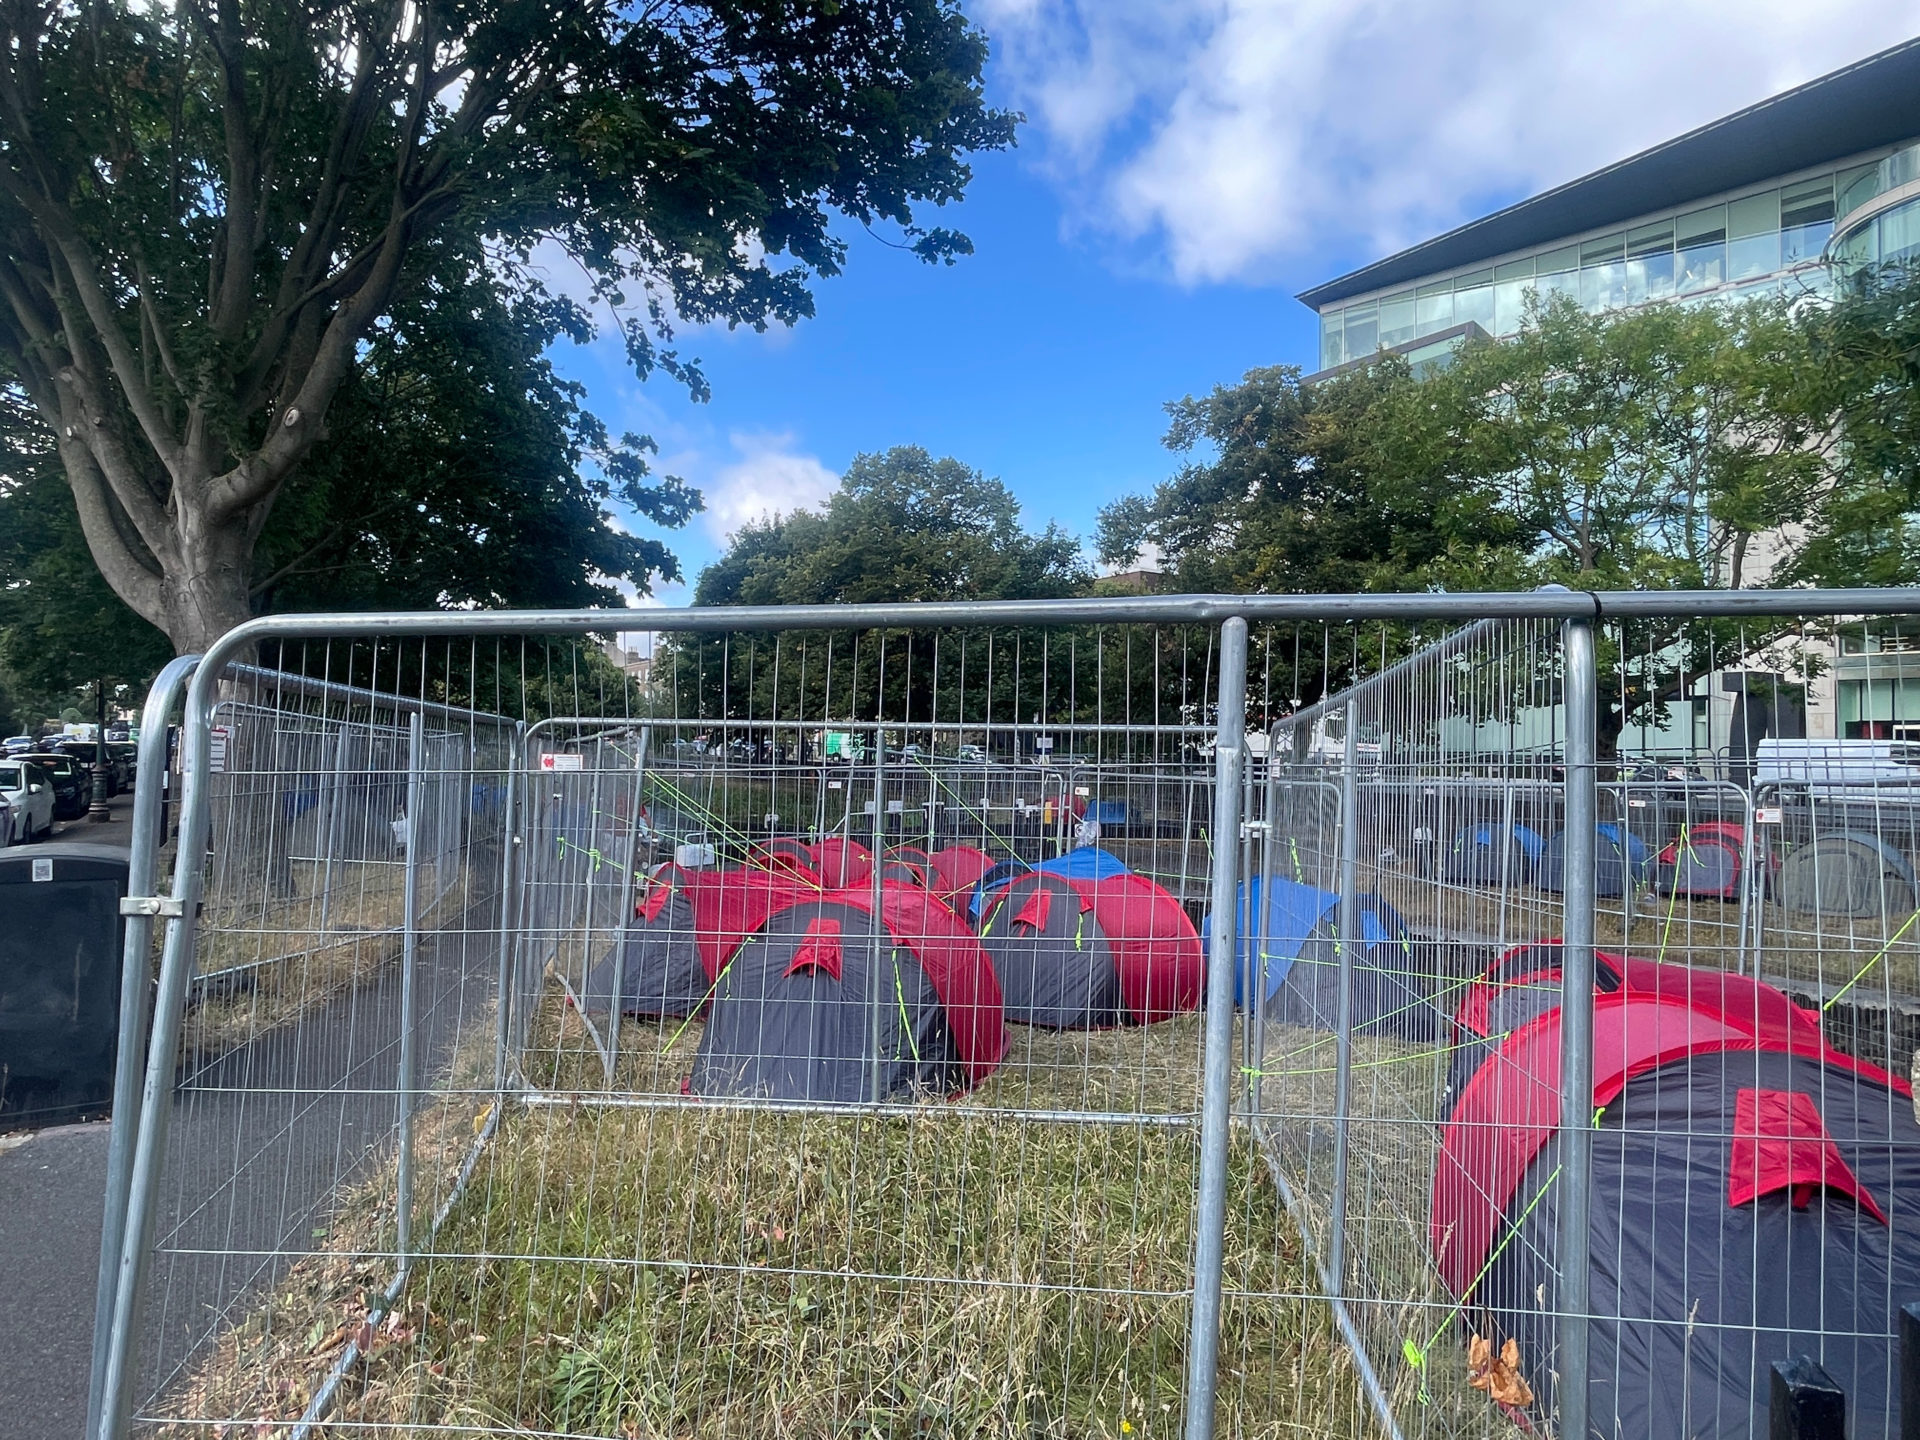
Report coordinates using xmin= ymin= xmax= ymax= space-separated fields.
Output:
xmin=1317 ymin=167 xmax=1857 ymax=371
xmin=1831 ymin=142 xmax=1920 ymax=282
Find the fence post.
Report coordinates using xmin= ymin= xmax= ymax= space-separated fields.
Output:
xmin=396 ymin=709 xmax=424 ymax=1266
xmin=1248 ymin=739 xmax=1280 ymax=1117
xmin=494 ymin=725 xmax=525 ymax=1093
xmin=1183 ymin=615 xmax=1247 ymax=1440
xmin=1329 ymin=698 xmax=1361 ymax=1293
xmin=869 ymin=726 xmax=889 ymax=1106
xmin=1769 ymin=1356 xmax=1846 ymax=1440
xmin=85 ymin=654 xmax=200 ymax=1440
xmin=1558 ymin=614 xmax=1599 ymax=1440
xmin=96 ymin=656 xmax=227 ymax=1440
xmin=1902 ymin=1301 xmax=1920 ymax=1440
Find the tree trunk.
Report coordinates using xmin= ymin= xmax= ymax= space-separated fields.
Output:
xmin=158 ymin=516 xmax=257 ymax=655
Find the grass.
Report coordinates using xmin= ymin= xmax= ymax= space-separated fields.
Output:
xmin=181 ymin=860 xmax=475 ymax=1061
xmin=149 ymin=997 xmax=1404 ymax=1440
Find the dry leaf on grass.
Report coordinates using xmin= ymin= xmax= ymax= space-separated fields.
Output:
xmin=1467 ymin=1333 xmax=1534 ymax=1408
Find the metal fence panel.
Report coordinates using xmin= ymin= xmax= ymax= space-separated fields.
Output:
xmin=91 ymin=593 xmax=1920 ymax=1440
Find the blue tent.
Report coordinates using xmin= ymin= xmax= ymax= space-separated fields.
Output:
xmin=1538 ymin=822 xmax=1652 ymax=897
xmin=1204 ymin=875 xmax=1436 ymax=1041
xmin=969 ymin=846 xmax=1130 ymax=917
xmin=1444 ymin=822 xmax=1545 ymax=886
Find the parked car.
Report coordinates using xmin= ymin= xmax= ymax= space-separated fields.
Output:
xmin=0 ymin=791 xmax=11 ymax=848
xmin=109 ymin=740 xmax=139 ymax=786
xmin=52 ymin=739 xmax=128 ymax=796
xmin=0 ymin=760 xmax=54 ymax=841
xmin=18 ymin=751 xmax=87 ymax=819
xmin=2 ymin=735 xmax=36 ymax=755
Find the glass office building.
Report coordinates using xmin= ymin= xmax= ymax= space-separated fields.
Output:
xmin=1302 ymin=38 xmax=1920 ymax=375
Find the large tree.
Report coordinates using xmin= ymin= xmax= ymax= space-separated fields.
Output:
xmin=677 ymin=444 xmax=1091 ymax=724
xmin=0 ymin=0 xmax=1014 ymax=651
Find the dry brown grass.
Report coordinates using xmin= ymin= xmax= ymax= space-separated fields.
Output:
xmin=181 ymin=863 xmax=472 ymax=1060
xmin=147 ymin=997 xmax=1413 ymax=1440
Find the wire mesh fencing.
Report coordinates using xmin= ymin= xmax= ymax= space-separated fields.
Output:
xmin=90 ymin=593 xmax=1920 ymax=1440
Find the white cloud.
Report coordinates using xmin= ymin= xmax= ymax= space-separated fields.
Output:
xmin=698 ymin=433 xmax=839 ymax=544
xmin=977 ymin=0 xmax=1920 ymax=284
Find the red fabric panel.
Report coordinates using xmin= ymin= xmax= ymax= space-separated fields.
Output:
xmin=782 ymin=916 xmax=845 ymax=982
xmin=1077 ymin=874 xmax=1203 ymax=1023
xmin=680 ymin=868 xmax=826 ymax=981
xmin=1012 ymin=886 xmax=1054 ymax=931
xmin=810 ymin=838 xmax=874 ymax=888
xmin=928 ymin=845 xmax=994 ymax=903
xmin=1432 ymin=959 xmax=1910 ymax=1298
xmin=1452 ymin=942 xmax=1629 ymax=1039
xmin=1729 ymin=1088 xmax=1887 ymax=1223
xmin=815 ymin=882 xmax=1009 ymax=1086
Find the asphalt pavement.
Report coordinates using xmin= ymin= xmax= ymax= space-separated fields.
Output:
xmin=0 ymin=806 xmax=133 ymax=1440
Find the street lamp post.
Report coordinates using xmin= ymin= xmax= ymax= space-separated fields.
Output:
xmin=89 ymin=676 xmax=111 ymax=822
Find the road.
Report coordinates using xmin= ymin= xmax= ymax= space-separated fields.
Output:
xmin=0 ymin=807 xmax=496 ymax=1440
xmin=0 ymin=808 xmax=133 ymax=1440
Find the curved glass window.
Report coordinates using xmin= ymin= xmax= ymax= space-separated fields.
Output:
xmin=1833 ymin=194 xmax=1920 ymax=288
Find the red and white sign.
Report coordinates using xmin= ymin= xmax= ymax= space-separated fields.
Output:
xmin=539 ymin=752 xmax=585 ymax=773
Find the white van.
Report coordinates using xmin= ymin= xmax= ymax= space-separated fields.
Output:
xmin=1754 ymin=738 xmax=1920 ymax=796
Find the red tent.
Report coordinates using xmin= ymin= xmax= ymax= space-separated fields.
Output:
xmin=810 ymin=837 xmax=874 ymax=888
xmin=975 ymin=869 xmax=1203 ymax=1027
xmin=1433 ymin=945 xmax=1920 ymax=1438
xmin=928 ymin=845 xmax=995 ymax=917
xmin=689 ymin=881 xmax=1008 ymax=1099
xmin=746 ymin=837 xmax=819 ymax=880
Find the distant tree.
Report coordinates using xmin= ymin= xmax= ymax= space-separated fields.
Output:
xmin=0 ymin=1 xmax=1015 ymax=651
xmin=1790 ymin=267 xmax=1920 ymax=586
xmin=675 ymin=446 xmax=1090 ymax=726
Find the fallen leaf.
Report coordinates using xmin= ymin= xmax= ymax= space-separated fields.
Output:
xmin=307 ymin=1324 xmax=351 ymax=1356
xmin=1467 ymin=1334 xmax=1534 ymax=1409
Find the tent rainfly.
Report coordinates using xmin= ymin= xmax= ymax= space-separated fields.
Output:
xmin=1777 ymin=832 xmax=1918 ymax=918
xmin=689 ymin=885 xmax=1007 ymax=1102
xmin=1444 ymin=823 xmax=1545 ymax=886
xmin=1537 ymin=822 xmax=1651 ymax=898
xmin=1436 ymin=951 xmax=1920 ymax=1439
xmin=809 ymin=837 xmax=875 ymax=888
xmin=969 ymin=845 xmax=1131 ymax=918
xmin=1209 ymin=875 xmax=1436 ymax=1041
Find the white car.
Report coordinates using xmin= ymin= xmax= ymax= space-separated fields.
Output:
xmin=0 ymin=760 xmax=54 ymax=842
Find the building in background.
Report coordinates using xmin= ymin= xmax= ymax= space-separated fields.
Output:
xmin=1300 ymin=36 xmax=1920 ymax=376
xmin=1299 ymin=37 xmax=1920 ymax=760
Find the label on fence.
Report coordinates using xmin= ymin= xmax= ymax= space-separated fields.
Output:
xmin=1755 ymin=806 xmax=1784 ymax=824
xmin=208 ymin=726 xmax=229 ymax=773
xmin=675 ymin=842 xmax=717 ymax=868
xmin=31 ymin=857 xmax=51 ymax=882
xmin=539 ymin=753 xmax=585 ymax=772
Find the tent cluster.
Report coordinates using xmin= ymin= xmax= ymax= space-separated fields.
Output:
xmin=1445 ymin=821 xmax=1654 ymax=897
xmin=577 ymin=840 xmax=1203 ymax=1103
xmin=1436 ymin=939 xmax=1920 ymax=1438
xmin=1448 ymin=818 xmax=1920 ymax=918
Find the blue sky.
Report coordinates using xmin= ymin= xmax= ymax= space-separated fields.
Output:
xmin=552 ymin=1 xmax=1920 ymax=614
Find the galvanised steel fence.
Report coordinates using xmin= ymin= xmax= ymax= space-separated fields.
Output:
xmin=88 ymin=590 xmax=1920 ymax=1440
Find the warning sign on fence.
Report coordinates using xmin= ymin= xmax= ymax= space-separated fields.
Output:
xmin=539 ymin=753 xmax=585 ymax=772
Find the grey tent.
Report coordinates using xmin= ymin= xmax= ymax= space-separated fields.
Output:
xmin=1538 ymin=823 xmax=1651 ymax=898
xmin=577 ymin=864 xmax=708 ymax=1018
xmin=689 ymin=891 xmax=1006 ymax=1102
xmin=1777 ymin=832 xmax=1918 ymax=918
xmin=1444 ymin=822 xmax=1545 ymax=886
xmin=1437 ymin=964 xmax=1920 ymax=1439
xmin=976 ymin=871 xmax=1121 ymax=1029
